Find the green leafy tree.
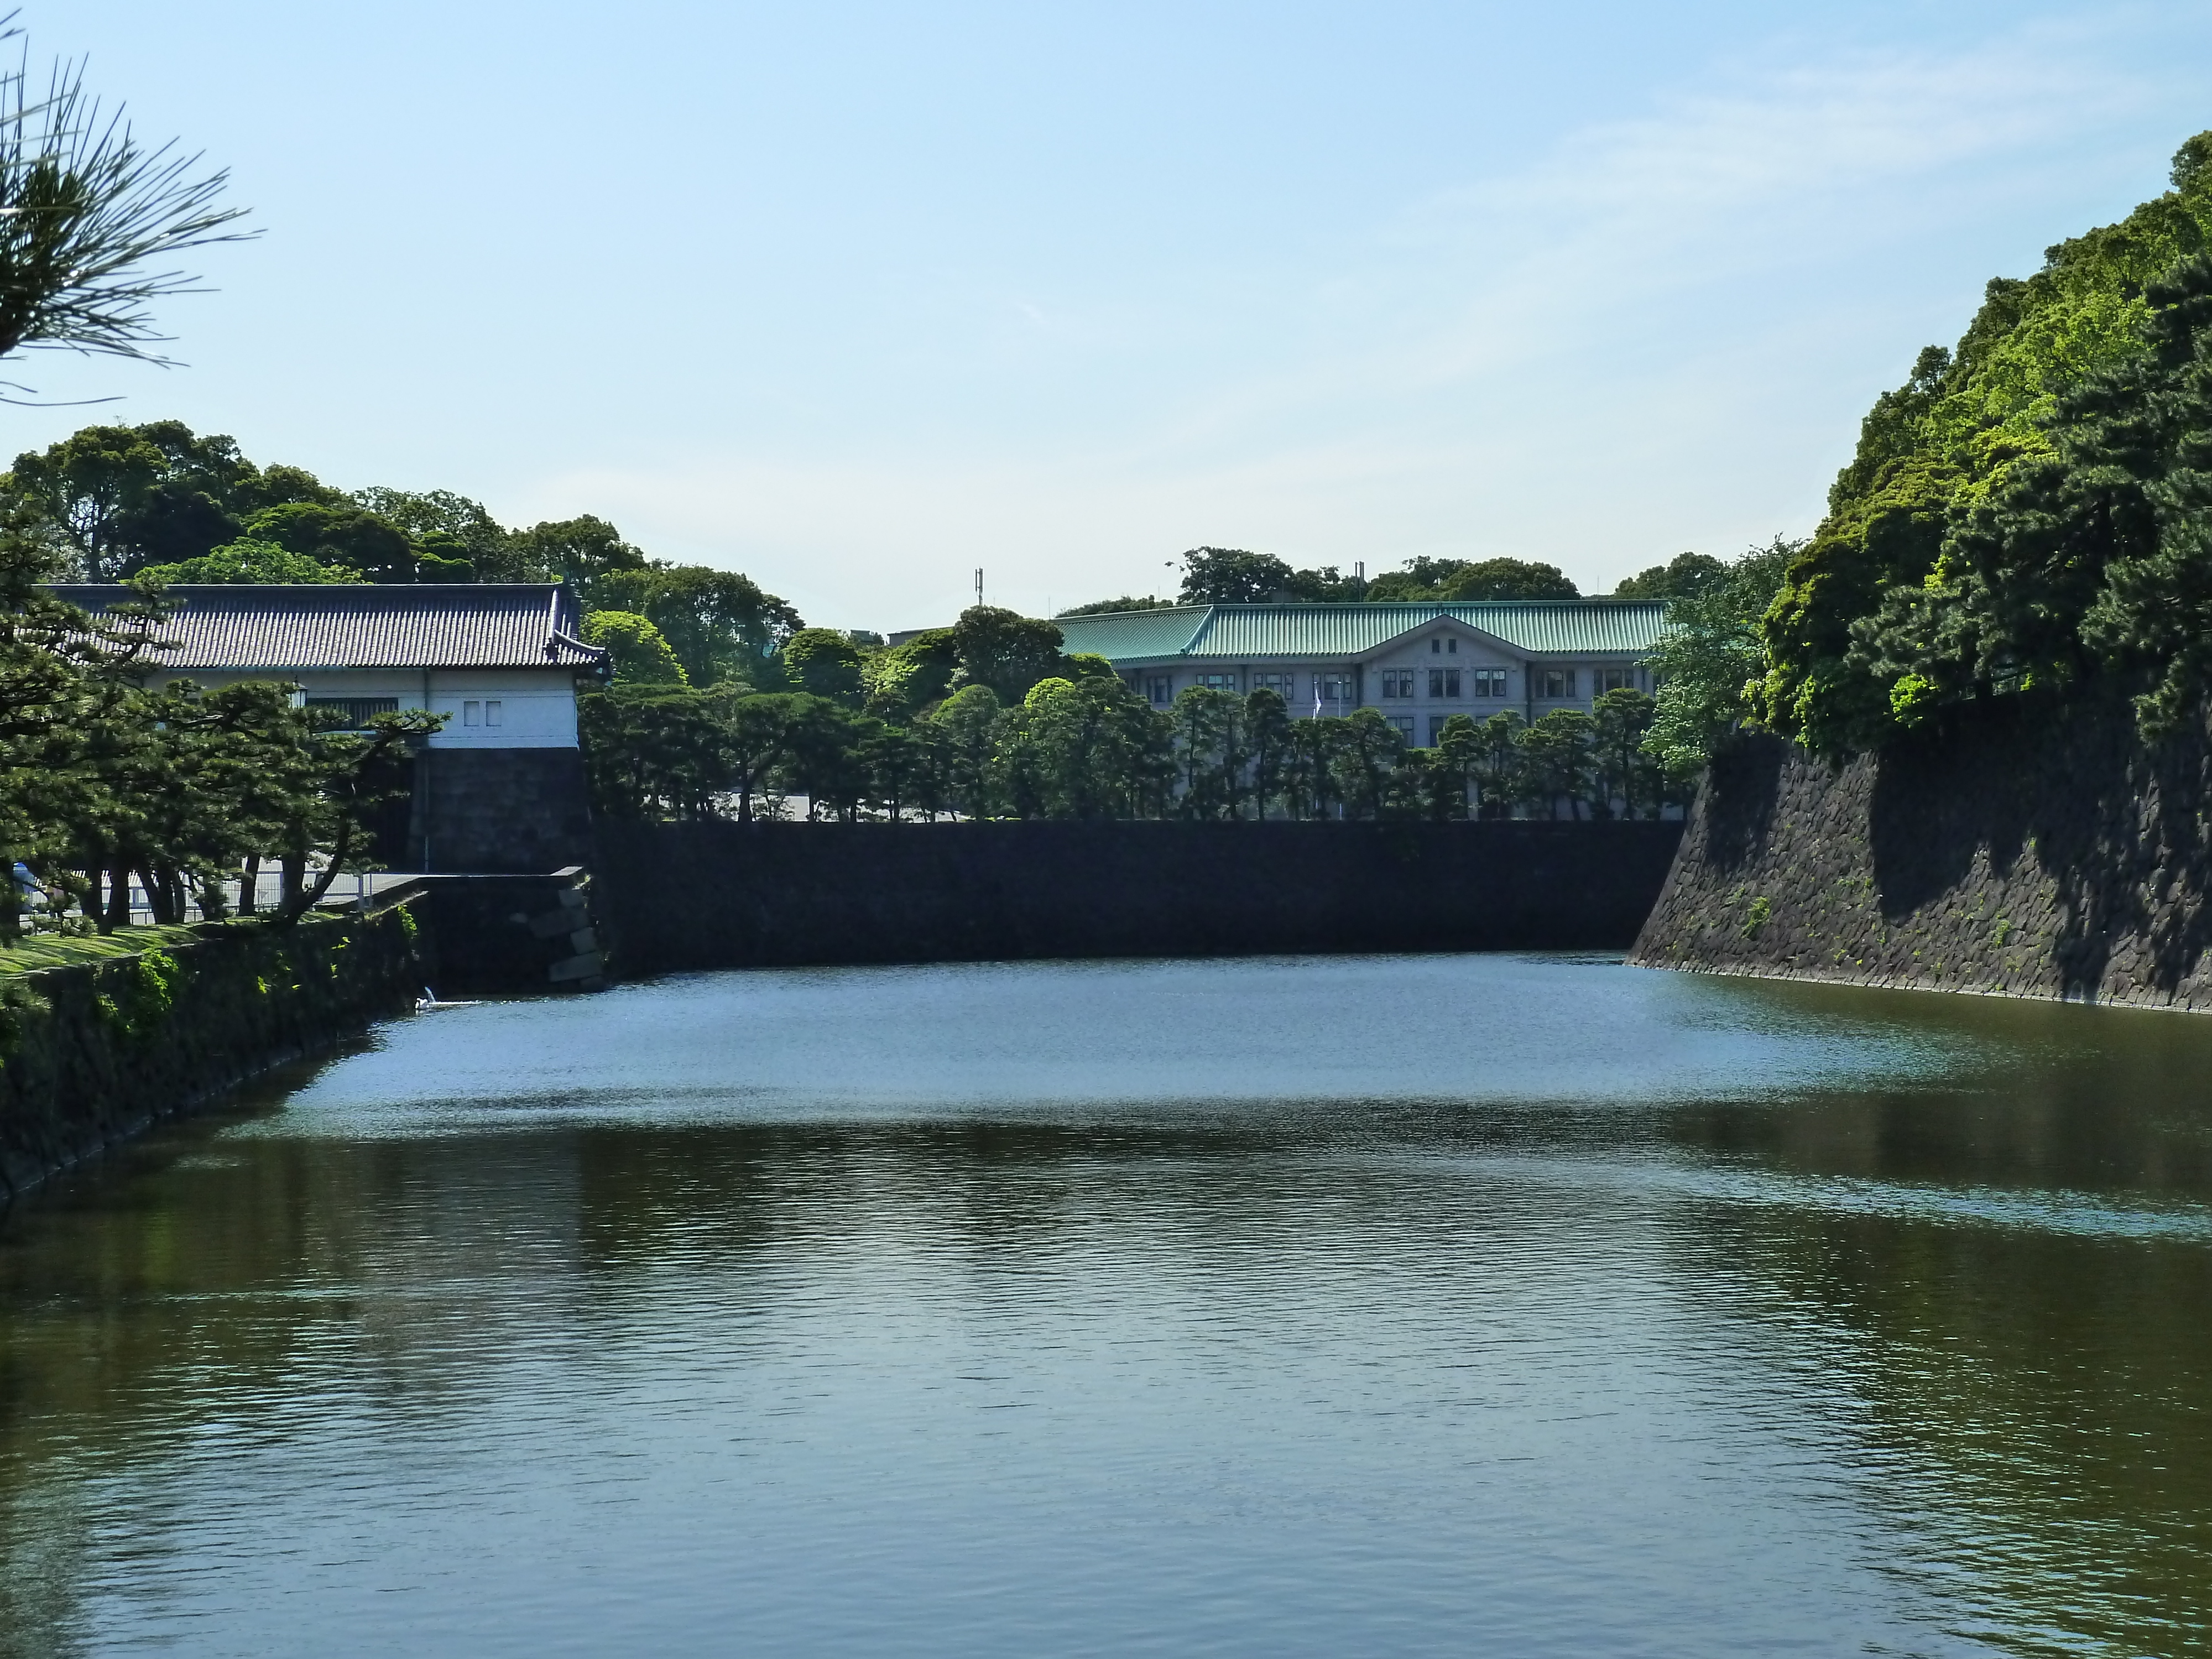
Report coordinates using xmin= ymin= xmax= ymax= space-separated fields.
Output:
xmin=776 ymin=697 xmax=872 ymax=820
xmin=583 ymin=611 xmax=687 ymax=685
xmin=720 ymin=691 xmax=811 ymax=822
xmin=860 ymin=722 xmax=922 ymax=821
xmin=577 ymin=685 xmax=723 ymax=819
xmin=1176 ymin=547 xmax=1295 ymax=604
xmin=1431 ymin=713 xmax=1480 ymax=820
xmin=1612 ymin=552 xmax=1725 ymax=600
xmin=509 ymin=515 xmax=648 ymax=587
xmin=950 ymin=606 xmax=1066 ymax=702
xmin=1329 ymin=708 xmax=1403 ymax=819
xmin=137 ymin=538 xmax=365 ymax=585
xmin=590 ymin=564 xmax=800 ymax=686
xmin=1245 ymin=688 xmax=1293 ymax=818
xmin=3 ymin=421 xmax=275 ymax=577
xmin=928 ymin=684 xmax=1004 ymax=818
xmin=865 ymin=627 xmax=959 ymax=721
xmin=1468 ymin=709 xmax=1525 ymax=818
xmin=243 ymin=502 xmax=420 ymax=582
xmin=1591 ymin=687 xmax=1660 ymax=818
xmin=1853 ymin=252 xmax=2212 ymax=738
xmin=1757 ymin=132 xmax=2212 ymax=752
xmin=353 ymin=488 xmax=515 ymax=575
xmin=1283 ymin=716 xmax=1341 ymax=818
xmin=1168 ymin=687 xmax=1246 ymax=818
xmin=1366 ymin=557 xmax=1580 ymax=602
xmin=1517 ymin=710 xmax=1598 ymax=819
xmin=780 ymin=628 xmax=867 ymax=707
xmin=1642 ymin=538 xmax=1799 ymax=780
xmin=1004 ymin=674 xmax=1159 ymax=819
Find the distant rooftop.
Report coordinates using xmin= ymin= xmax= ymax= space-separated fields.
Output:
xmin=1054 ymin=600 xmax=1669 ymax=661
xmin=48 ymin=583 xmax=608 ymax=672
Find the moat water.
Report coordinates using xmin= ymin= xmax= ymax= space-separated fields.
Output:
xmin=4 ymin=956 xmax=2211 ymax=1656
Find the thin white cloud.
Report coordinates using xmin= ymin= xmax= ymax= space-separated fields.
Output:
xmin=520 ymin=14 xmax=2195 ymax=623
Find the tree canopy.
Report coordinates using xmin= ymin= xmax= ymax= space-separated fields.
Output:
xmin=1754 ymin=130 xmax=2212 ymax=753
xmin=1366 ymin=557 xmax=1580 ymax=602
xmin=1613 ymin=552 xmax=1725 ymax=601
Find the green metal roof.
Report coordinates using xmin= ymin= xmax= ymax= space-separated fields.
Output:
xmin=1051 ymin=606 xmax=1211 ymax=659
xmin=1055 ymin=601 xmax=1667 ymax=662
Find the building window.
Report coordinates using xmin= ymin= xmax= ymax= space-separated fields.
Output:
xmin=1196 ymin=671 xmax=1238 ymax=692
xmin=1594 ymin=667 xmax=1635 ymax=694
xmin=1448 ymin=637 xmax=1458 ymax=654
xmin=305 ymin=696 xmax=399 ymax=731
xmin=1250 ymin=671 xmax=1295 ymax=695
xmin=1317 ymin=672 xmax=1354 ymax=705
xmin=484 ymin=699 xmax=503 ymax=727
xmin=1387 ymin=716 xmax=1415 ymax=741
xmin=1538 ymin=667 xmax=1576 ymax=699
xmin=1380 ymin=669 xmax=1416 ymax=699
xmin=1473 ymin=668 xmax=1507 ymax=698
xmin=1430 ymin=636 xmax=1460 ymax=655
xmin=1428 ymin=668 xmax=1461 ymax=699
xmin=1146 ymin=675 xmax=1174 ymax=706
xmin=1427 ymin=715 xmax=1452 ymax=747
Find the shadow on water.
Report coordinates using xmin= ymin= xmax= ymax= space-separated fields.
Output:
xmin=5 ymin=956 xmax=2212 ymax=1655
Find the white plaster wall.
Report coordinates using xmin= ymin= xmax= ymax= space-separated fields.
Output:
xmin=163 ymin=667 xmax=582 ymax=748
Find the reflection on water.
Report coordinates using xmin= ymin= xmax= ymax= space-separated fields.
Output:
xmin=4 ymin=956 xmax=2212 ymax=1656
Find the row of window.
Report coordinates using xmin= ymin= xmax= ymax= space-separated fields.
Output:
xmin=1377 ymin=668 xmax=1513 ymax=700
xmin=302 ymin=695 xmax=504 ymax=730
xmin=1141 ymin=665 xmax=1642 ymax=708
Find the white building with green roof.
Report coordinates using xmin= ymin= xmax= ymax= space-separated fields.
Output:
xmin=1053 ymin=601 xmax=1668 ymax=745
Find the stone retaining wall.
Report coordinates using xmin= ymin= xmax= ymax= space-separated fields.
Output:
xmin=594 ymin=819 xmax=1686 ymax=974
xmin=1632 ymin=692 xmax=2212 ymax=1008
xmin=0 ymin=905 xmax=424 ymax=1201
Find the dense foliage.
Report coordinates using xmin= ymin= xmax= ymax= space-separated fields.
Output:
xmin=1163 ymin=547 xmax=1586 ymax=607
xmin=1755 ymin=132 xmax=2212 ymax=752
xmin=582 ymin=604 xmax=1670 ymax=825
xmin=0 ymin=522 xmax=438 ymax=940
xmin=1640 ymin=539 xmax=1800 ymax=779
xmin=1 ymin=420 xmax=805 ymax=688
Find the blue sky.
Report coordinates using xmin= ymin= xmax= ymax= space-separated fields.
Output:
xmin=15 ymin=2 xmax=2212 ymax=629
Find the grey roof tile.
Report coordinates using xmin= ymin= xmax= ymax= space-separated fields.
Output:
xmin=48 ymin=583 xmax=608 ymax=671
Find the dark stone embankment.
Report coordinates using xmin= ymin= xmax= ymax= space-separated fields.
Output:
xmin=0 ymin=903 xmax=424 ymax=1202
xmin=1634 ymin=692 xmax=2212 ymax=1009
xmin=397 ymin=867 xmax=606 ymax=995
xmin=592 ymin=819 xmax=1686 ymax=974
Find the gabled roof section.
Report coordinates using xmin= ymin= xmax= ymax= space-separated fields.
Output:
xmin=1053 ymin=606 xmax=1212 ymax=660
xmin=1056 ymin=601 xmax=1667 ymax=661
xmin=47 ymin=583 xmax=609 ymax=672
